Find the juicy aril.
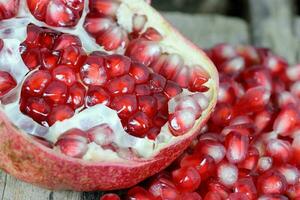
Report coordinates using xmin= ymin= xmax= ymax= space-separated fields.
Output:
xmin=0 ymin=0 xmax=218 ymax=191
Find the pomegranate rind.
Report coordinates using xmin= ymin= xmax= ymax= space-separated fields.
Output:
xmin=0 ymin=0 xmax=218 ymax=191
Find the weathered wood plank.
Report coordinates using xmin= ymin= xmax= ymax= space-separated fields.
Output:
xmin=0 ymin=171 xmax=7 ymax=200
xmin=247 ymin=0 xmax=298 ymax=63
xmin=294 ymin=17 xmax=300 ymax=63
xmin=163 ymin=12 xmax=250 ymax=49
xmin=1 ymin=175 xmax=51 ymax=200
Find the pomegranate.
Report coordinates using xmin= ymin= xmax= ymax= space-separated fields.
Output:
xmin=0 ymin=0 xmax=218 ymax=191
xmin=98 ymin=44 xmax=300 ymax=199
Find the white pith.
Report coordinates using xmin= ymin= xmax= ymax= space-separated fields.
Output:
xmin=0 ymin=0 xmax=217 ymax=161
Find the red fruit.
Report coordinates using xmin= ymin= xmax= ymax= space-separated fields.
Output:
xmin=238 ymin=146 xmax=259 ymax=171
xmin=211 ymin=103 xmax=233 ymax=127
xmin=234 ymin=178 xmax=257 ymax=200
xmin=257 ymin=170 xmax=288 ymax=195
xmin=22 ymin=70 xmax=52 ymax=97
xmin=0 ymin=0 xmax=20 ymax=20
xmin=47 ymin=105 xmax=74 ymax=126
xmin=127 ymin=186 xmax=155 ymax=200
xmin=217 ymin=161 xmax=238 ymax=187
xmin=273 ymin=106 xmax=299 ymax=135
xmin=52 ymin=65 xmax=76 ymax=86
xmin=172 ymin=166 xmax=201 ymax=192
xmin=195 ymin=140 xmax=226 ymax=163
xmin=225 ymin=131 xmax=249 ymax=164
xmin=148 ymin=177 xmax=180 ymax=199
xmin=110 ymin=95 xmax=137 ymax=119
xmin=204 ymin=192 xmax=222 ymax=200
xmin=129 ymin=62 xmax=150 ymax=84
xmin=100 ymin=194 xmax=120 ymax=200
xmin=105 ymin=55 xmax=131 ymax=78
xmin=0 ymin=71 xmax=17 ymax=97
xmin=86 ymin=86 xmax=110 ymax=107
xmin=43 ymin=81 xmax=68 ymax=105
xmin=265 ymin=139 xmax=292 ymax=164
xmin=106 ymin=75 xmax=135 ymax=95
xmin=0 ymin=0 xmax=218 ymax=192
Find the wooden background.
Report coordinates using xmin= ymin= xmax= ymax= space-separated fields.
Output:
xmin=1 ymin=0 xmax=300 ymax=199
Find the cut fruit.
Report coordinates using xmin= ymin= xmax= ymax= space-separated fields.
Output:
xmin=0 ymin=0 xmax=218 ymax=191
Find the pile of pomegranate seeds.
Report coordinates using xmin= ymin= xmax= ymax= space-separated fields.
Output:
xmin=100 ymin=44 xmax=300 ymax=199
xmin=16 ymin=24 xmax=210 ymax=139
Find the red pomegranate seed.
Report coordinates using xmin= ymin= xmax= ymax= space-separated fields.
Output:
xmin=54 ymin=34 xmax=82 ymax=50
xmin=181 ymin=192 xmax=202 ymax=200
xmin=277 ymin=164 xmax=299 ymax=185
xmin=96 ymin=25 xmax=128 ymax=51
xmin=127 ymin=111 xmax=151 ymax=137
xmin=168 ymin=109 xmax=196 ymax=136
xmin=233 ymin=86 xmax=271 ymax=115
xmin=0 ymin=71 xmax=17 ymax=97
xmin=257 ymin=170 xmax=288 ymax=195
xmin=153 ymin=93 xmax=168 ymax=111
xmin=40 ymin=49 xmax=60 ymax=70
xmin=221 ymin=56 xmax=245 ymax=75
xmin=141 ymin=27 xmax=163 ymax=41
xmin=257 ymin=156 xmax=273 ymax=173
xmin=27 ymin=0 xmax=48 ymax=21
xmin=47 ymin=105 xmax=74 ymax=126
xmin=86 ymin=86 xmax=110 ymax=107
xmin=258 ymin=194 xmax=289 ymax=200
xmin=45 ymin=0 xmax=79 ymax=27
xmin=23 ymin=25 xmax=42 ymax=48
xmin=89 ymin=0 xmax=120 ymax=17
xmin=149 ymin=73 xmax=167 ymax=93
xmin=148 ymin=177 xmax=180 ymax=199
xmin=218 ymin=80 xmax=236 ymax=104
xmin=234 ymin=177 xmax=257 ymax=200
xmin=55 ymin=128 xmax=88 ymax=158
xmin=21 ymin=48 xmax=41 ymax=70
xmin=151 ymin=54 xmax=167 ymax=73
xmin=174 ymin=95 xmax=201 ymax=118
xmin=254 ymin=108 xmax=274 ymax=134
xmin=180 ymin=154 xmax=216 ymax=180
xmin=276 ymin=91 xmax=299 ymax=109
xmin=263 ymin=55 xmax=288 ymax=75
xmin=20 ymin=97 xmax=51 ymax=124
xmin=225 ymin=131 xmax=249 ymax=164
xmin=221 ymin=123 xmax=256 ymax=138
xmin=64 ymin=0 xmax=84 ymax=10
xmin=67 ymin=83 xmax=85 ymax=109
xmin=0 ymin=0 xmax=20 ymax=20
xmin=153 ymin=111 xmax=168 ymax=127
xmin=61 ymin=45 xmax=86 ymax=70
xmin=207 ymin=178 xmax=230 ymax=199
xmin=189 ymin=66 xmax=209 ymax=92
xmin=80 ymin=55 xmax=107 ymax=86
xmin=217 ymin=161 xmax=238 ymax=187
xmin=286 ymin=64 xmax=300 ymax=82
xmin=138 ymin=96 xmax=157 ymax=117
xmin=291 ymin=81 xmax=300 ymax=98
xmin=238 ymin=146 xmax=259 ymax=171
xmin=159 ymin=54 xmax=184 ymax=80
xmin=126 ymin=39 xmax=161 ymax=67
xmin=172 ymin=166 xmax=201 ymax=192
xmin=127 ymin=186 xmax=155 ymax=200
xmin=266 ymin=139 xmax=292 ymax=164
xmin=52 ymin=65 xmax=76 ymax=86
xmin=100 ymin=193 xmax=120 ymax=200
xmin=110 ymin=95 xmax=137 ymax=119
xmin=106 ymin=75 xmax=135 ymax=95
xmin=227 ymin=192 xmax=249 ymax=200
xmin=211 ymin=103 xmax=233 ymax=127
xmin=286 ymin=182 xmax=300 ymax=199
xmin=210 ymin=43 xmax=237 ymax=67
xmin=164 ymin=81 xmax=183 ymax=98
xmin=236 ymin=45 xmax=260 ymax=66
xmin=195 ymin=140 xmax=226 ymax=163
xmin=105 ymin=55 xmax=131 ymax=78
xmin=173 ymin=66 xmax=190 ymax=88
xmin=204 ymin=191 xmax=222 ymax=200
xmin=129 ymin=62 xmax=150 ymax=84
xmin=84 ymin=15 xmax=114 ymax=35
xmin=273 ymin=106 xmax=299 ymax=135
xmin=242 ymin=66 xmax=272 ymax=90
xmin=87 ymin=124 xmax=114 ymax=146
xmin=39 ymin=31 xmax=57 ymax=49
xmin=135 ymin=84 xmax=151 ymax=96
xmin=230 ymin=115 xmax=253 ymax=125
xmin=43 ymin=81 xmax=68 ymax=105
xmin=22 ymin=70 xmax=52 ymax=97
xmin=146 ymin=127 xmax=160 ymax=140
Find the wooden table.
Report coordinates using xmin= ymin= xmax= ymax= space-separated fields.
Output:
xmin=1 ymin=0 xmax=300 ymax=199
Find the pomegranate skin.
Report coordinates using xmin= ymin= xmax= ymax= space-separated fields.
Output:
xmin=0 ymin=103 xmax=214 ymax=191
xmin=0 ymin=0 xmax=218 ymax=191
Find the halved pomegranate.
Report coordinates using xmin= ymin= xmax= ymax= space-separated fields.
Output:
xmin=0 ymin=0 xmax=218 ymax=191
